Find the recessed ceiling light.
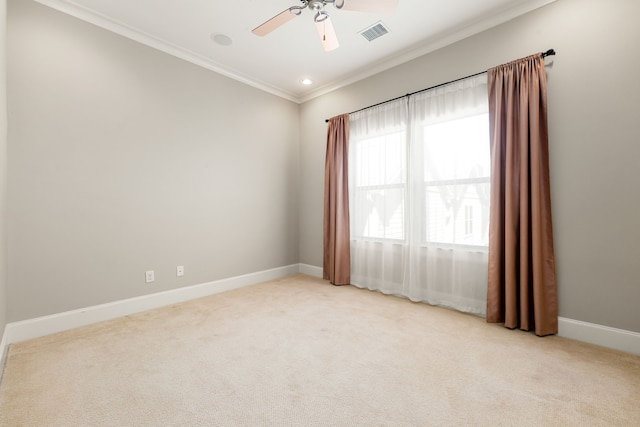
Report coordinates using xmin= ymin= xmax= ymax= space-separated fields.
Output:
xmin=301 ymin=78 xmax=313 ymax=85
xmin=211 ymin=33 xmax=233 ymax=46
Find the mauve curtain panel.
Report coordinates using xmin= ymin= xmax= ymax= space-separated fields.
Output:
xmin=323 ymin=114 xmax=351 ymax=285
xmin=486 ymin=53 xmax=559 ymax=336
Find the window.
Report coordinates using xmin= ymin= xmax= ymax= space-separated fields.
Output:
xmin=421 ymin=113 xmax=490 ymax=248
xmin=351 ymin=131 xmax=406 ymax=241
xmin=349 ymin=74 xmax=490 ymax=316
xmin=350 ymin=113 xmax=490 ymax=249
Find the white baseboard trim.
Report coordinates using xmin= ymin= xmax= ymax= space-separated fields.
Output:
xmin=3 ymin=269 xmax=638 ymax=371
xmin=558 ymin=317 xmax=640 ymax=355
xmin=299 ymin=263 xmax=323 ymax=278
xmin=3 ymin=264 xmax=300 ymax=348
xmin=0 ymin=325 xmax=8 ymax=380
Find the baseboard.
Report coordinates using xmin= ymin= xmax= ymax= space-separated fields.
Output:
xmin=297 ymin=265 xmax=639 ymax=355
xmin=558 ymin=317 xmax=640 ymax=355
xmin=3 ymin=269 xmax=638 ymax=369
xmin=3 ymin=264 xmax=300 ymax=347
xmin=299 ymin=263 xmax=323 ymax=278
xmin=0 ymin=324 xmax=8 ymax=380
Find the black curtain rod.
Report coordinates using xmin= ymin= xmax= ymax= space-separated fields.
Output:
xmin=325 ymin=49 xmax=556 ymax=122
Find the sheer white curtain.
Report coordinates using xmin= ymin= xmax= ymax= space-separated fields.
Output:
xmin=349 ymin=74 xmax=490 ymax=315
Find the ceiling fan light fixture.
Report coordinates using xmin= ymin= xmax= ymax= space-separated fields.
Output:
xmin=314 ymin=11 xmax=330 ymax=23
xmin=289 ymin=6 xmax=304 ymax=16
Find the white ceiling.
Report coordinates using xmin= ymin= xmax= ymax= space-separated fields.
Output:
xmin=35 ymin=0 xmax=556 ymax=103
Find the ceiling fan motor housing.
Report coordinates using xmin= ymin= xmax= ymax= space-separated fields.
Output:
xmin=308 ymin=1 xmax=324 ymax=12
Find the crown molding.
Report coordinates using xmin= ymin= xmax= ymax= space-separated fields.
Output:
xmin=299 ymin=0 xmax=558 ymax=103
xmin=33 ymin=0 xmax=300 ymax=102
xmin=34 ymin=0 xmax=557 ymax=104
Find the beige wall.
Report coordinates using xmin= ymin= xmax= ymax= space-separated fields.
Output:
xmin=7 ymin=0 xmax=300 ymax=321
xmin=0 ymin=0 xmax=7 ymax=334
xmin=299 ymin=0 xmax=640 ymax=332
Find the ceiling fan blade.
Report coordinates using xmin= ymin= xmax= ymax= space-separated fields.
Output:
xmin=252 ymin=9 xmax=298 ymax=36
xmin=340 ymin=0 xmax=398 ymax=14
xmin=315 ymin=17 xmax=339 ymax=52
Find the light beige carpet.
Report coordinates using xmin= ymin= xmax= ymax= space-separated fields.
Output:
xmin=0 ymin=274 xmax=639 ymax=426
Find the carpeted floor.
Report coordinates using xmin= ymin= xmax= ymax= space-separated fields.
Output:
xmin=1 ymin=274 xmax=639 ymax=426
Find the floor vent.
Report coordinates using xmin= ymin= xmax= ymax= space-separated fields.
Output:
xmin=359 ymin=21 xmax=390 ymax=42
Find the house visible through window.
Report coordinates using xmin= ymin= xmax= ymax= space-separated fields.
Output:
xmin=422 ymin=113 xmax=490 ymax=248
xmin=464 ymin=205 xmax=474 ymax=236
xmin=350 ymin=113 xmax=490 ymax=249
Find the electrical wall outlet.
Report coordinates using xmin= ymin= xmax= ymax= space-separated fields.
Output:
xmin=176 ymin=265 xmax=184 ymax=277
xmin=145 ymin=270 xmax=155 ymax=283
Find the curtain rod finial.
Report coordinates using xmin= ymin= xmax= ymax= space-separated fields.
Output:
xmin=543 ymin=48 xmax=556 ymax=58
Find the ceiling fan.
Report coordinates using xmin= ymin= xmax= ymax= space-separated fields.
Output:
xmin=252 ymin=0 xmax=398 ymax=52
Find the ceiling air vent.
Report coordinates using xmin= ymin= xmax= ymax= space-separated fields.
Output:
xmin=359 ymin=21 xmax=390 ymax=42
